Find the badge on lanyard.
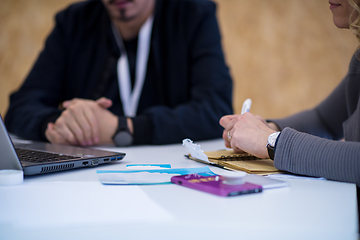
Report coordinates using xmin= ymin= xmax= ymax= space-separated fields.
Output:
xmin=112 ymin=16 xmax=154 ymax=117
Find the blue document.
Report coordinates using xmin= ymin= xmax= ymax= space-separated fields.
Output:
xmin=97 ymin=166 xmax=214 ymax=185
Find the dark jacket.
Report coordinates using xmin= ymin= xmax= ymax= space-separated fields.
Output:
xmin=5 ymin=0 xmax=233 ymax=145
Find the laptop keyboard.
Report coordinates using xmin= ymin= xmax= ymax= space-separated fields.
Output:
xmin=15 ymin=148 xmax=81 ymax=163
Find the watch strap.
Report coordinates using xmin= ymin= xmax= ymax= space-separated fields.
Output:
xmin=266 ymin=131 xmax=281 ymax=160
xmin=267 ymin=144 xmax=275 ymax=160
xmin=114 ymin=117 xmax=129 ymax=134
xmin=112 ymin=117 xmax=133 ymax=146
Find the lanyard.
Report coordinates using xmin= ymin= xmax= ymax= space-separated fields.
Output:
xmin=112 ymin=16 xmax=154 ymax=117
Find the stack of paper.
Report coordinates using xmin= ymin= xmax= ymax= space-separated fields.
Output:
xmin=189 ymin=149 xmax=283 ymax=175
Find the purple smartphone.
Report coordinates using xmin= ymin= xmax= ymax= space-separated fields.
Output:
xmin=171 ymin=173 xmax=262 ymax=197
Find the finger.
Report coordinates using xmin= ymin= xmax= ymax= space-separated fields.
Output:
xmin=220 ymin=115 xmax=240 ymax=132
xmin=219 ymin=115 xmax=234 ymax=127
xmin=62 ymin=101 xmax=71 ymax=109
xmin=45 ymin=123 xmax=70 ymax=145
xmin=69 ymin=103 xmax=100 ymax=145
xmin=225 ymin=143 xmax=231 ymax=149
xmin=54 ymin=114 xmax=81 ymax=145
xmin=56 ymin=125 xmax=80 ymax=145
xmin=267 ymin=122 xmax=280 ymax=131
xmin=228 ymin=128 xmax=235 ymax=148
xmin=67 ymin=108 xmax=93 ymax=146
xmin=255 ymin=115 xmax=267 ymax=124
xmin=233 ymin=146 xmax=246 ymax=154
xmin=82 ymin=106 xmax=100 ymax=144
xmin=45 ymin=123 xmax=56 ymax=143
xmin=96 ymin=97 xmax=113 ymax=109
xmin=61 ymin=100 xmax=99 ymax=146
xmin=223 ymin=130 xmax=231 ymax=149
xmin=221 ymin=116 xmax=235 ymax=149
xmin=62 ymin=98 xmax=80 ymax=109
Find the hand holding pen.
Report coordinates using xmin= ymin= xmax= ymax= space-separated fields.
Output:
xmin=225 ymin=98 xmax=252 ymax=140
xmin=224 ymin=98 xmax=252 ymax=140
xmin=220 ymin=98 xmax=276 ymax=158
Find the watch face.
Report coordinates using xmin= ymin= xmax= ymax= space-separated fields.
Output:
xmin=268 ymin=132 xmax=280 ymax=147
xmin=113 ymin=131 xmax=133 ymax=147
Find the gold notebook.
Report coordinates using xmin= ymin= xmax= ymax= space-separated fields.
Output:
xmin=189 ymin=149 xmax=283 ymax=175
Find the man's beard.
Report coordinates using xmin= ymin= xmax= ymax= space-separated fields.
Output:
xmin=117 ymin=9 xmax=136 ymax=22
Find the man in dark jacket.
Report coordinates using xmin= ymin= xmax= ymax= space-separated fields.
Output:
xmin=5 ymin=0 xmax=233 ymax=147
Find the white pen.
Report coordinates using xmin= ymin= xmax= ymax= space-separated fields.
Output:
xmin=241 ymin=98 xmax=252 ymax=114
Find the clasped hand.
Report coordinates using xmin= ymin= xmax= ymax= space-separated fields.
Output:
xmin=45 ymin=97 xmax=118 ymax=146
xmin=220 ymin=112 xmax=278 ymax=158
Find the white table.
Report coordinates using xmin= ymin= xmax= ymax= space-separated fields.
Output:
xmin=0 ymin=139 xmax=358 ymax=240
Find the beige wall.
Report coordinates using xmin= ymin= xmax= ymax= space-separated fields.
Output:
xmin=0 ymin=0 xmax=75 ymax=116
xmin=214 ymin=0 xmax=358 ymax=118
xmin=0 ymin=0 xmax=358 ymax=120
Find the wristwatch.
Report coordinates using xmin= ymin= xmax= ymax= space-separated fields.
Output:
xmin=266 ymin=131 xmax=281 ymax=160
xmin=112 ymin=117 xmax=133 ymax=147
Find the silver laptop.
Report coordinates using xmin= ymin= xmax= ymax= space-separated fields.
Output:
xmin=0 ymin=115 xmax=125 ymax=175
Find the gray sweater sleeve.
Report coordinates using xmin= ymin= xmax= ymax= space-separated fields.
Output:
xmin=269 ymin=53 xmax=360 ymax=187
xmin=269 ymin=76 xmax=348 ymax=140
xmin=275 ymin=128 xmax=360 ymax=186
xmin=270 ymin=109 xmax=336 ymax=140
